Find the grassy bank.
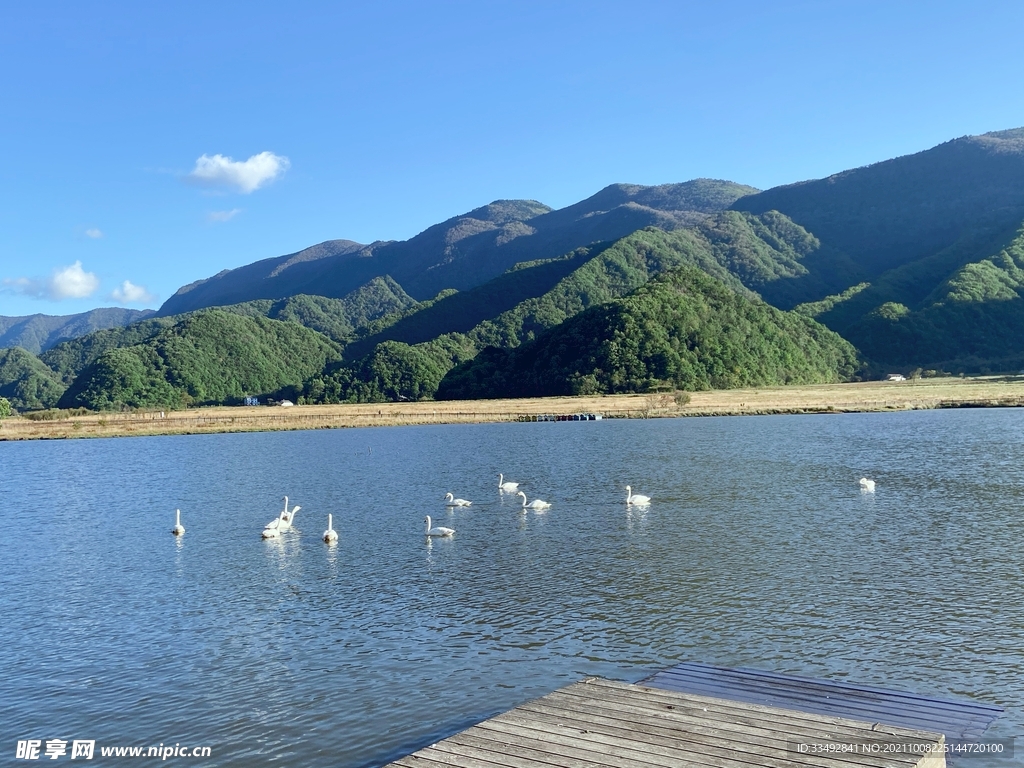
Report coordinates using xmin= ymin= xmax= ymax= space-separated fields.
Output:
xmin=2 ymin=376 xmax=1023 ymax=442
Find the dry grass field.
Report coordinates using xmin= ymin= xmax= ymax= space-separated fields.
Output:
xmin=2 ymin=375 xmax=1023 ymax=442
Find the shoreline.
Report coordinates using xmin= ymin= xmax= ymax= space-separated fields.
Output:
xmin=2 ymin=375 xmax=1023 ymax=442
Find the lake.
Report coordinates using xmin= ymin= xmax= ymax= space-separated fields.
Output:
xmin=2 ymin=409 xmax=1021 ymax=766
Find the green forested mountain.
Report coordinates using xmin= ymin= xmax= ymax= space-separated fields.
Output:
xmin=0 ymin=279 xmax=406 ymax=412
xmin=346 ymin=211 xmax=840 ymax=359
xmin=37 ymin=277 xmax=413 ymax=389
xmin=59 ymin=310 xmax=342 ymax=410
xmin=301 ymin=216 xmax=826 ymax=403
xmin=838 ymin=223 xmax=1024 ymax=370
xmin=341 ymin=245 xmax=608 ymax=359
xmin=4 ymin=128 xmax=1024 ymax=412
xmin=437 ymin=266 xmax=857 ymax=399
xmin=158 ymin=180 xmax=757 ymax=314
xmin=0 ymin=347 xmax=66 ymax=410
xmin=207 ymin=277 xmax=416 ymax=343
xmin=40 ymin=317 xmax=180 ymax=385
xmin=731 ymin=128 xmax=1024 ymax=371
xmin=0 ymin=308 xmax=155 ymax=354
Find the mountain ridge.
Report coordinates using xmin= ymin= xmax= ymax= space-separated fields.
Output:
xmin=731 ymin=128 xmax=1024 ymax=278
xmin=157 ymin=179 xmax=757 ymax=315
xmin=0 ymin=308 xmax=155 ymax=355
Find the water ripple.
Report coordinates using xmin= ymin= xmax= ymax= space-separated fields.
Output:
xmin=1 ymin=410 xmax=1022 ymax=766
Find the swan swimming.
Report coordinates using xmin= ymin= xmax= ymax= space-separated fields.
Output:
xmin=625 ymin=486 xmax=651 ymax=505
xmin=171 ymin=509 xmax=185 ymax=536
xmin=444 ymin=492 xmax=472 ymax=507
xmin=498 ymin=473 xmax=519 ymax=492
xmin=262 ymin=510 xmax=286 ymax=538
xmin=516 ymin=491 xmax=551 ymax=510
xmin=323 ymin=514 xmax=338 ymax=543
xmin=859 ymin=478 xmax=876 ymax=492
xmin=281 ymin=503 xmax=300 ymax=529
xmin=424 ymin=515 xmax=455 ymax=537
xmin=267 ymin=497 xmax=301 ymax=530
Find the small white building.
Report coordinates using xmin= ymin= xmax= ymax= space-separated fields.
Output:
xmin=278 ymin=400 xmax=295 ymax=407
xmin=885 ymin=374 xmax=906 ymax=382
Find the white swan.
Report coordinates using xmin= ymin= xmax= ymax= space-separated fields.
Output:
xmin=859 ymin=478 xmax=876 ymax=492
xmin=171 ymin=509 xmax=185 ymax=536
xmin=517 ymin=491 xmax=551 ymax=510
xmin=444 ymin=492 xmax=472 ymax=507
xmin=323 ymin=514 xmax=338 ymax=543
xmin=262 ymin=511 xmax=285 ymax=538
xmin=268 ymin=497 xmax=301 ymax=530
xmin=498 ymin=473 xmax=519 ymax=492
xmin=282 ymin=503 xmax=300 ymax=529
xmin=625 ymin=486 xmax=651 ymax=505
xmin=424 ymin=515 xmax=455 ymax=537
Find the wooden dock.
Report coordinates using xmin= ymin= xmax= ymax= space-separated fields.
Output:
xmin=384 ymin=677 xmax=947 ymax=768
xmin=642 ymin=662 xmax=1003 ymax=755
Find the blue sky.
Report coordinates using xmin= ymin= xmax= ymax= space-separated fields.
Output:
xmin=1 ymin=1 xmax=1022 ymax=317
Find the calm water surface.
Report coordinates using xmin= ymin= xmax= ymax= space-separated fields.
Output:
xmin=2 ymin=409 xmax=1022 ymax=766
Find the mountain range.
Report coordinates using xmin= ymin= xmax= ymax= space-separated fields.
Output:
xmin=157 ymin=179 xmax=758 ymax=314
xmin=2 ymin=128 xmax=1024 ymax=412
xmin=0 ymin=308 xmax=154 ymax=355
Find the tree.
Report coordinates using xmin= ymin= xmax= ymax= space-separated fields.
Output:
xmin=0 ymin=396 xmax=12 ymax=419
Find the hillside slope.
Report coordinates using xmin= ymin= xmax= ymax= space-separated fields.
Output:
xmin=837 ymin=222 xmax=1024 ymax=370
xmin=732 ymin=128 xmax=1024 ymax=278
xmin=0 ymin=347 xmax=65 ymax=410
xmin=0 ymin=308 xmax=155 ymax=354
xmin=730 ymin=127 xmax=1024 ymax=371
xmin=301 ymin=215 xmax=826 ymax=403
xmin=59 ymin=311 xmax=343 ymax=410
xmin=437 ymin=266 xmax=857 ymax=399
xmin=38 ymin=277 xmax=413 ymax=388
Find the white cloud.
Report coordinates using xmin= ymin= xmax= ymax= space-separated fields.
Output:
xmin=85 ymin=228 xmax=103 ymax=239
xmin=186 ymin=151 xmax=290 ymax=193
xmin=3 ymin=260 xmax=100 ymax=300
xmin=110 ymin=280 xmax=156 ymax=304
xmin=207 ymin=208 xmax=242 ymax=222
xmin=51 ymin=261 xmax=101 ymax=298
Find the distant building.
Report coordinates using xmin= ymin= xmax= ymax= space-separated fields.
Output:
xmin=243 ymin=396 xmax=260 ymax=406
xmin=885 ymin=374 xmax=906 ymax=382
xmin=278 ymin=400 xmax=295 ymax=407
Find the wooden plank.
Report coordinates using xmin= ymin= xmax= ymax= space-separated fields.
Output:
xmin=382 ymin=679 xmax=947 ymax=768
xmin=571 ymin=680 xmax=944 ymax=741
xmin=396 ymin=749 xmax=517 ymax=768
xmin=475 ymin=684 xmax=933 ymax=768
xmin=525 ymin=682 xmax=935 ymax=768
xmin=646 ymin=671 xmax=994 ymax=733
xmin=481 ymin=703 xmax=930 ymax=768
xmin=643 ymin=684 xmax=989 ymax=737
xmin=458 ymin=725 xmax=795 ymax=768
xmin=644 ymin=663 xmax=1002 ymax=740
xmin=450 ymin=730 xmax=656 ymax=768
xmin=538 ymin=688 xmax=919 ymax=755
xmin=515 ymin=692 xmax=927 ymax=768
xmin=646 ymin=671 xmax=994 ymax=727
xmin=660 ymin=664 xmax=1002 ymax=715
xmin=489 ymin=709 xmax=881 ymax=768
xmin=431 ymin=734 xmax=599 ymax=768
xmin=647 ymin=668 xmax=988 ymax=718
xmin=446 ymin=724 xmax=677 ymax=768
xmin=474 ymin=717 xmax=698 ymax=768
